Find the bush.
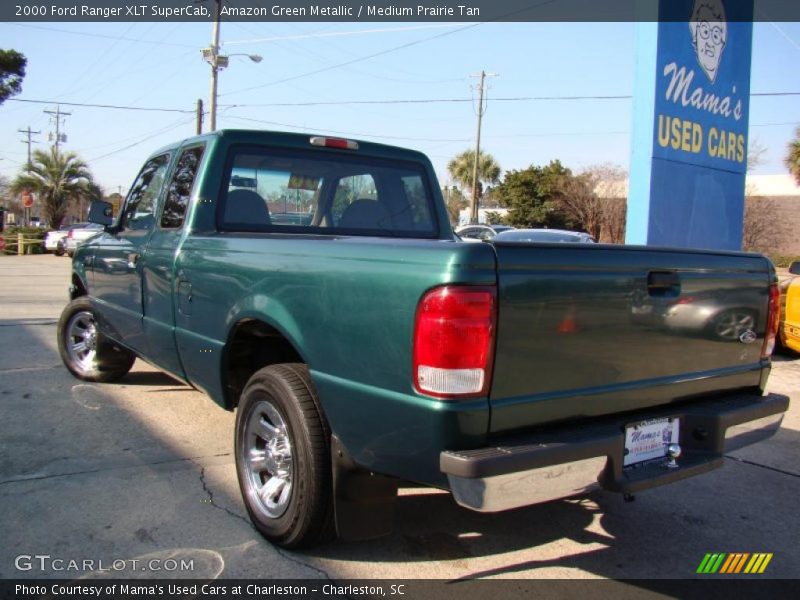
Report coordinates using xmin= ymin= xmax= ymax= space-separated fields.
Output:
xmin=2 ymin=226 xmax=46 ymax=255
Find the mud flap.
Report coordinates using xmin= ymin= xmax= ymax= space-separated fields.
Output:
xmin=331 ymin=435 xmax=398 ymax=541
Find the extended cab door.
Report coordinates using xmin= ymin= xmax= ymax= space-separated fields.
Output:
xmin=140 ymin=144 xmax=206 ymax=379
xmin=92 ymin=153 xmax=171 ymax=354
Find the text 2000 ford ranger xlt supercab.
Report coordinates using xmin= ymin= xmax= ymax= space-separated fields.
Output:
xmin=59 ymin=130 xmax=788 ymax=548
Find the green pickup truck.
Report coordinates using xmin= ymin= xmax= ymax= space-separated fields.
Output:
xmin=58 ymin=130 xmax=788 ymax=548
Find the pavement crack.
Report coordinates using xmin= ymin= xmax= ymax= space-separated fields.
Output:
xmin=196 ymin=464 xmax=252 ymax=527
xmin=0 ymin=452 xmax=232 ymax=486
xmin=725 ymin=455 xmax=800 ymax=478
xmin=193 ymin=462 xmax=337 ymax=583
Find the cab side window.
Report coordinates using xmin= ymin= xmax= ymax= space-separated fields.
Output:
xmin=122 ymin=154 xmax=170 ymax=231
xmin=161 ymin=146 xmax=204 ymax=229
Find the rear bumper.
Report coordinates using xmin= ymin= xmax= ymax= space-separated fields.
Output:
xmin=441 ymin=392 xmax=789 ymax=512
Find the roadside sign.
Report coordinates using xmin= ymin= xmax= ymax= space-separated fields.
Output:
xmin=22 ymin=191 xmax=34 ymax=208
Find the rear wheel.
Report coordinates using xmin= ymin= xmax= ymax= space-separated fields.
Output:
xmin=234 ymin=364 xmax=334 ymax=548
xmin=57 ymin=297 xmax=136 ymax=382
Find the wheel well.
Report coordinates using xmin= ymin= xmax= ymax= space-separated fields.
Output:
xmin=223 ymin=319 xmax=304 ymax=410
xmin=71 ymin=273 xmax=88 ymax=298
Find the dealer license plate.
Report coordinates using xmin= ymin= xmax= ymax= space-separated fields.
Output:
xmin=624 ymin=417 xmax=680 ymax=467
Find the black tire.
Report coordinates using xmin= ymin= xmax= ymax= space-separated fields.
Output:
xmin=235 ymin=363 xmax=334 ymax=548
xmin=57 ymin=296 xmax=136 ymax=382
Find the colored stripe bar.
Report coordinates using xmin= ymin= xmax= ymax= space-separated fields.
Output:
xmin=734 ymin=553 xmax=750 ymax=573
xmin=710 ymin=553 xmax=726 ymax=574
xmin=758 ymin=553 xmax=773 ymax=574
xmin=697 ymin=554 xmax=713 ymax=574
xmin=720 ymin=554 xmax=736 ymax=574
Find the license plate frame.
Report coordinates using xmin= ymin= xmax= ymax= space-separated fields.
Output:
xmin=624 ymin=417 xmax=680 ymax=467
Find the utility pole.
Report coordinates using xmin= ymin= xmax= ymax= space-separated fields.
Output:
xmin=18 ymin=126 xmax=41 ymax=168
xmin=18 ymin=127 xmax=41 ymax=227
xmin=44 ymin=105 xmax=71 ymax=150
xmin=202 ymin=1 xmax=261 ymax=133
xmin=469 ymin=70 xmax=497 ymax=224
xmin=208 ymin=0 xmax=222 ymax=132
xmin=196 ymin=98 xmax=204 ymax=135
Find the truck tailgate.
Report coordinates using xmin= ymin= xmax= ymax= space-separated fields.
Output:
xmin=489 ymin=243 xmax=772 ymax=434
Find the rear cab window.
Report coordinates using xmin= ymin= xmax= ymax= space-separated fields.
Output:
xmin=219 ymin=146 xmax=438 ymax=237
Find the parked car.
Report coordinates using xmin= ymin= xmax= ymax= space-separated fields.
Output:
xmin=45 ymin=223 xmax=93 ymax=256
xmin=64 ymin=223 xmax=104 ymax=257
xmin=455 ymin=223 xmax=515 ymax=241
xmin=494 ymin=228 xmax=596 ymax=243
xmin=44 ymin=224 xmax=75 ymax=256
xmin=779 ymin=261 xmax=800 ymax=354
xmin=58 ymin=129 xmax=787 ymax=549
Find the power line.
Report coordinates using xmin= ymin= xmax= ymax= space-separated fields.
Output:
xmin=89 ymin=117 xmax=196 ymax=162
xmin=7 ymin=98 xmax=195 ymax=114
xmin=221 ymin=21 xmax=485 ymax=97
xmin=9 ymin=92 xmax=800 ymax=117
xmin=7 ymin=23 xmax=196 ymax=48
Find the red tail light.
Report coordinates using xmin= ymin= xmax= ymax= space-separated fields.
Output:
xmin=413 ymin=286 xmax=496 ymax=398
xmin=763 ymin=283 xmax=780 ymax=358
xmin=309 ymin=136 xmax=359 ymax=150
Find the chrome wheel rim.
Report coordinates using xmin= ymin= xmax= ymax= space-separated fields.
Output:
xmin=715 ymin=311 xmax=755 ymax=340
xmin=66 ymin=311 xmax=98 ymax=373
xmin=243 ymin=399 xmax=293 ymax=519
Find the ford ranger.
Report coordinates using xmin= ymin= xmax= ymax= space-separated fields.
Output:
xmin=58 ymin=130 xmax=788 ymax=548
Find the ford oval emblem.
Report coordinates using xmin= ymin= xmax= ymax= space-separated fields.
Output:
xmin=739 ymin=330 xmax=758 ymax=344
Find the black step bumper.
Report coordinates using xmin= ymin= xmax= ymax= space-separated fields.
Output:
xmin=440 ymin=392 xmax=789 ymax=512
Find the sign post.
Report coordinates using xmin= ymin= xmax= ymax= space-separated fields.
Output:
xmin=627 ymin=0 xmax=754 ymax=250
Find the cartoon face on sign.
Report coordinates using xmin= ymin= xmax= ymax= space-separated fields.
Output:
xmin=689 ymin=0 xmax=728 ymax=83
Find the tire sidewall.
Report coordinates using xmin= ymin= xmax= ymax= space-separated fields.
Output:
xmin=234 ymin=369 xmax=321 ymax=546
xmin=57 ymin=297 xmax=134 ymax=382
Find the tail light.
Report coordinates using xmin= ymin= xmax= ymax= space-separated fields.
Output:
xmin=413 ymin=286 xmax=496 ymax=398
xmin=309 ymin=136 xmax=359 ymax=150
xmin=763 ymin=283 xmax=780 ymax=358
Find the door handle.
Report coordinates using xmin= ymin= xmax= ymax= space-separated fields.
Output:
xmin=647 ymin=271 xmax=681 ymax=296
xmin=127 ymin=252 xmax=140 ymax=270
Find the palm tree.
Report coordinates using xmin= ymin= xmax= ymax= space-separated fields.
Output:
xmin=447 ymin=149 xmax=501 ymax=205
xmin=12 ymin=147 xmax=97 ymax=228
xmin=786 ymin=126 xmax=800 ymax=186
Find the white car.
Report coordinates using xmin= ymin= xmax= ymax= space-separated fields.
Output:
xmin=64 ymin=223 xmax=104 ymax=256
xmin=44 ymin=225 xmax=74 ymax=255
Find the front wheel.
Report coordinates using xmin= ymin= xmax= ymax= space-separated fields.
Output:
xmin=234 ymin=364 xmax=334 ymax=548
xmin=57 ymin=296 xmax=136 ymax=382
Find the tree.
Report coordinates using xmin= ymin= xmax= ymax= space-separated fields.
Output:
xmin=786 ymin=126 xmax=800 ymax=186
xmin=585 ymin=163 xmax=628 ymax=244
xmin=493 ymin=160 xmax=575 ymax=229
xmin=742 ymin=184 xmax=787 ymax=253
xmin=11 ymin=148 xmax=97 ymax=229
xmin=447 ymin=149 xmax=501 ymax=208
xmin=554 ymin=172 xmax=604 ymax=240
xmin=0 ymin=49 xmax=26 ymax=105
xmin=442 ymin=185 xmax=467 ymax=225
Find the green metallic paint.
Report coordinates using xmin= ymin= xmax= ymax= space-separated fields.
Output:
xmin=70 ymin=129 xmax=776 ymax=489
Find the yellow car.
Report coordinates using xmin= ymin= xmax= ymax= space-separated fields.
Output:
xmin=779 ymin=262 xmax=800 ymax=354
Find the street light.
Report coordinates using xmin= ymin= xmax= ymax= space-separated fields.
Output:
xmin=202 ymin=1 xmax=262 ymax=132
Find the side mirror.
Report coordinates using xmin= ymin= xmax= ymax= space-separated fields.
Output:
xmin=789 ymin=261 xmax=800 ymax=276
xmin=88 ymin=200 xmax=113 ymax=227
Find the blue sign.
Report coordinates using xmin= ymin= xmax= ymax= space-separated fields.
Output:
xmin=627 ymin=0 xmax=754 ymax=250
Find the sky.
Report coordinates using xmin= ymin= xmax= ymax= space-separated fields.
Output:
xmin=1 ymin=18 xmax=799 ymax=196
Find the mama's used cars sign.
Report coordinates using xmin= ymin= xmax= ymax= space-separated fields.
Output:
xmin=627 ymin=0 xmax=753 ymax=250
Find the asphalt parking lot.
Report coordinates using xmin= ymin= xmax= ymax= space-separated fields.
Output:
xmin=0 ymin=255 xmax=798 ymax=583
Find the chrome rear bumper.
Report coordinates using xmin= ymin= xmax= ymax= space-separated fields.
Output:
xmin=442 ymin=392 xmax=788 ymax=512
